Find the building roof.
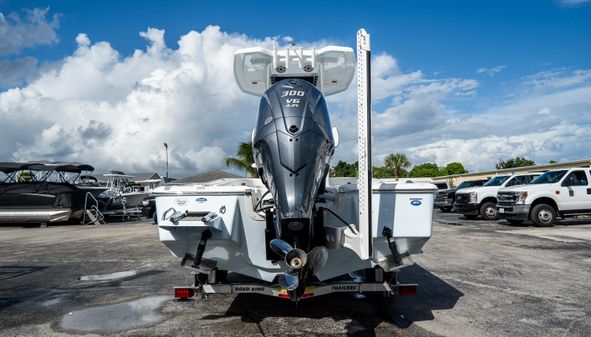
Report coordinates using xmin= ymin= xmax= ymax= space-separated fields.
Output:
xmin=127 ymin=172 xmax=161 ymax=182
xmin=432 ymin=159 xmax=591 ymax=184
xmin=174 ymin=170 xmax=242 ymax=184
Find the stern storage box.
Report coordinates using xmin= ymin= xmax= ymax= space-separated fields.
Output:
xmin=372 ymin=182 xmax=437 ymax=238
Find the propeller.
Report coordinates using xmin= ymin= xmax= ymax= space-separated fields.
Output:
xmin=270 ymin=239 xmax=329 ymax=292
xmin=306 ymin=245 xmax=328 ymax=276
xmin=270 ymin=239 xmax=305 ymax=290
xmin=278 ymin=272 xmax=299 ymax=291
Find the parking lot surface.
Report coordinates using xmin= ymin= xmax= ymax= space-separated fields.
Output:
xmin=1 ymin=212 xmax=589 ymax=336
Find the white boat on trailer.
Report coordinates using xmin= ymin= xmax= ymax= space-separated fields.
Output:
xmin=97 ymin=171 xmax=145 ymax=218
xmin=155 ymin=29 xmax=436 ymax=302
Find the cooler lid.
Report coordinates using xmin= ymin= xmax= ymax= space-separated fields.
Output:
xmin=376 ymin=181 xmax=438 ymax=193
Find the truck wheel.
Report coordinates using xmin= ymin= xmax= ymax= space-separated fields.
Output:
xmin=440 ymin=206 xmax=452 ymax=213
xmin=530 ymin=204 xmax=556 ymax=227
xmin=480 ymin=202 xmax=499 ymax=220
xmin=506 ymin=219 xmax=525 ymax=226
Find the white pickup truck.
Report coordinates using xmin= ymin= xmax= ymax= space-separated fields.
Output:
xmin=454 ymin=173 xmax=541 ymax=220
xmin=497 ymin=168 xmax=591 ymax=226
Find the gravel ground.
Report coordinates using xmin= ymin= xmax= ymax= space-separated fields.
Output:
xmin=0 ymin=211 xmax=589 ymax=336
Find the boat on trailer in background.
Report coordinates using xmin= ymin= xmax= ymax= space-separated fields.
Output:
xmin=97 ymin=171 xmax=147 ymax=218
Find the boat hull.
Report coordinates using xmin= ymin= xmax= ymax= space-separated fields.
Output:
xmin=0 ymin=181 xmax=88 ymax=224
xmin=155 ymin=178 xmax=436 ymax=283
xmin=121 ymin=192 xmax=149 ymax=208
xmin=0 ymin=208 xmax=73 ymax=223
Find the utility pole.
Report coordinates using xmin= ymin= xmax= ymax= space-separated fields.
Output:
xmin=163 ymin=143 xmax=169 ymax=180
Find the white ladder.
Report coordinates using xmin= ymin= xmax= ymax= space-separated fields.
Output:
xmin=83 ymin=192 xmax=106 ymax=225
xmin=83 ymin=206 xmax=106 ymax=225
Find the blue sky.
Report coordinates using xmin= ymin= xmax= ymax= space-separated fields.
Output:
xmin=1 ymin=0 xmax=590 ymax=176
xmin=9 ymin=1 xmax=591 ymax=78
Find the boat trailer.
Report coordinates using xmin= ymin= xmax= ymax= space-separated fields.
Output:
xmin=173 ymin=268 xmax=418 ymax=301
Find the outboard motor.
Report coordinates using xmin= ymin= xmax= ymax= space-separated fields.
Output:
xmin=253 ymin=78 xmax=335 ymax=250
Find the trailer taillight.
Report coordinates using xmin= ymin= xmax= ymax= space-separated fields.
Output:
xmin=398 ymin=285 xmax=417 ymax=297
xmin=174 ymin=287 xmax=194 ymax=299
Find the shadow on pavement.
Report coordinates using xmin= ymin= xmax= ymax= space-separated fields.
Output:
xmin=391 ymin=264 xmax=464 ymax=322
xmin=498 ymin=218 xmax=591 ymax=228
xmin=0 ymin=265 xmax=48 ymax=282
xmin=0 ymin=216 xmax=149 ymax=228
xmin=0 ymin=266 xmax=49 ymax=312
xmin=556 ymin=218 xmax=591 ymax=226
xmin=203 ymin=264 xmax=463 ymax=336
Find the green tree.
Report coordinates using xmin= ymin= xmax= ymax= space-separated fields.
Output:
xmin=548 ymin=160 xmax=557 ymax=164
xmin=384 ymin=153 xmax=411 ymax=180
xmin=409 ymin=163 xmax=442 ymax=177
xmin=442 ymin=162 xmax=468 ymax=175
xmin=373 ymin=166 xmax=395 ymax=178
xmin=496 ymin=156 xmax=535 ymax=169
xmin=331 ymin=161 xmax=358 ymax=177
xmin=223 ymin=141 xmax=258 ymax=177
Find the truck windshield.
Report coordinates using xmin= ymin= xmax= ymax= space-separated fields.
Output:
xmin=483 ymin=176 xmax=509 ymax=186
xmin=456 ymin=181 xmax=471 ymax=189
xmin=434 ymin=183 xmax=448 ymax=189
xmin=531 ymin=170 xmax=568 ymax=184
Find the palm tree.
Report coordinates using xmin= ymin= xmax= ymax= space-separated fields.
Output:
xmin=384 ymin=153 xmax=411 ymax=180
xmin=224 ymin=141 xmax=258 ymax=177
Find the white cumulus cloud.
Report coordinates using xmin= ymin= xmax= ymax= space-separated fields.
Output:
xmin=1 ymin=25 xmax=590 ymax=178
xmin=0 ymin=7 xmax=60 ymax=87
xmin=1 ymin=25 xmax=271 ymax=176
xmin=0 ymin=8 xmax=60 ymax=55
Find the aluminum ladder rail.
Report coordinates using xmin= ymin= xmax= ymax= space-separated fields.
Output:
xmin=83 ymin=192 xmax=106 ymax=225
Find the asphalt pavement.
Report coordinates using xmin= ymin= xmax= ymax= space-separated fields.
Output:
xmin=0 ymin=211 xmax=589 ymax=336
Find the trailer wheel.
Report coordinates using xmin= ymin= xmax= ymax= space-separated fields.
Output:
xmin=530 ymin=204 xmax=556 ymax=227
xmin=480 ymin=202 xmax=499 ymax=221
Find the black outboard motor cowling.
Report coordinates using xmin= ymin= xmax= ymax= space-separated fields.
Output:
xmin=253 ymin=79 xmax=335 ymax=247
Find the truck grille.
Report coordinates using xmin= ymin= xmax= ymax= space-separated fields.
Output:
xmin=435 ymin=192 xmax=447 ymax=202
xmin=497 ymin=192 xmax=517 ymax=206
xmin=455 ymin=194 xmax=468 ymax=203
